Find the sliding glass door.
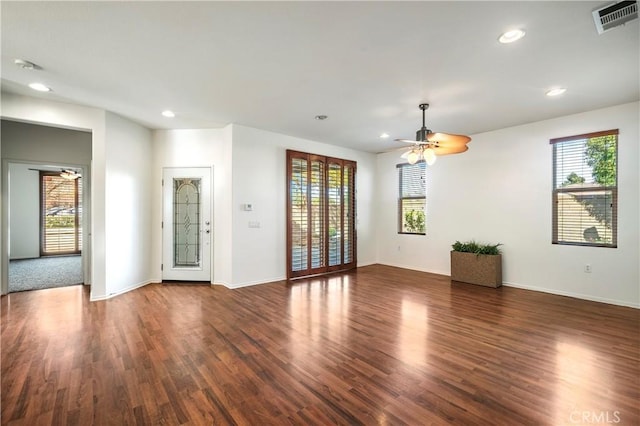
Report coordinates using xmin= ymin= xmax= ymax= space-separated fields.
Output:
xmin=287 ymin=150 xmax=356 ymax=279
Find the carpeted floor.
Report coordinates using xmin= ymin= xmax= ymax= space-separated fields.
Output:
xmin=9 ymin=256 xmax=83 ymax=293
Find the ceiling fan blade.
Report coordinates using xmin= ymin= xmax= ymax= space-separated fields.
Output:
xmin=394 ymin=138 xmax=421 ymax=144
xmin=433 ymin=144 xmax=469 ymax=155
xmin=378 ymin=145 xmax=416 ymax=154
xmin=425 ymin=139 xmax=464 ymax=148
xmin=400 ymin=149 xmax=413 ymax=159
xmin=427 ymin=132 xmax=472 ymax=145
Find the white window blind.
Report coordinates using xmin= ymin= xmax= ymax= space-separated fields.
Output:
xmin=551 ymin=129 xmax=618 ymax=247
xmin=397 ymin=161 xmax=426 ymax=234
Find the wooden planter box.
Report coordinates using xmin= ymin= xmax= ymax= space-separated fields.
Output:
xmin=450 ymin=251 xmax=502 ymax=288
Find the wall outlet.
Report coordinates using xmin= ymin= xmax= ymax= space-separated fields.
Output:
xmin=584 ymin=264 xmax=592 ymax=273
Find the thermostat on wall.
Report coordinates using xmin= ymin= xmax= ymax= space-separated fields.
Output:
xmin=244 ymin=203 xmax=253 ymax=211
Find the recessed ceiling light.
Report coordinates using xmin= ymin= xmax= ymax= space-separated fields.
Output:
xmin=380 ymin=133 xmax=390 ymax=139
xmin=28 ymin=82 xmax=51 ymax=92
xmin=498 ymin=29 xmax=526 ymax=44
xmin=315 ymin=115 xmax=328 ymax=120
xmin=162 ymin=110 xmax=175 ymax=118
xmin=546 ymin=87 xmax=567 ymax=97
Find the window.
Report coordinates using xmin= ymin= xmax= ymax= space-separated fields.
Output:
xmin=398 ymin=161 xmax=426 ymax=234
xmin=551 ymin=129 xmax=618 ymax=247
xmin=40 ymin=171 xmax=83 ymax=255
xmin=287 ymin=150 xmax=356 ymax=279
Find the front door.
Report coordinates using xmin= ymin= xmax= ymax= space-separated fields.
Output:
xmin=162 ymin=167 xmax=211 ymax=281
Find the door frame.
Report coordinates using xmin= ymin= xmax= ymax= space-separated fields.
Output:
xmin=286 ymin=150 xmax=357 ymax=279
xmin=161 ymin=166 xmax=213 ymax=283
xmin=1 ymin=159 xmax=91 ymax=294
xmin=39 ymin=169 xmax=83 ymax=257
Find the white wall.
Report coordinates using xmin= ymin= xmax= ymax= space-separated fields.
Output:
xmin=0 ymin=94 xmax=105 ymax=297
xmin=151 ymin=127 xmax=233 ymax=286
xmin=8 ymin=163 xmax=39 ymax=259
xmin=152 ymin=124 xmax=376 ymax=289
xmin=1 ymin=119 xmax=93 ymax=261
xmin=376 ymin=102 xmax=639 ymax=308
xmin=104 ymin=112 xmax=153 ymax=296
xmin=3 ymin=93 xmax=636 ymax=308
xmin=230 ymin=124 xmax=377 ymax=288
xmin=1 ymin=119 xmax=93 ymax=164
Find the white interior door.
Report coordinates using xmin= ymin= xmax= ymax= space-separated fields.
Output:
xmin=162 ymin=167 xmax=211 ymax=281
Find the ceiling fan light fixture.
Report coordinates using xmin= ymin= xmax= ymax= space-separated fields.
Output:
xmin=407 ymin=150 xmax=420 ymax=165
xmin=423 ymin=147 xmax=437 ymax=165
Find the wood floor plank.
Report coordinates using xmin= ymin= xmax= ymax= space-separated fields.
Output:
xmin=2 ymin=264 xmax=638 ymax=425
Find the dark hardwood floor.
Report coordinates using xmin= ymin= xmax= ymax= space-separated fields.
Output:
xmin=1 ymin=264 xmax=638 ymax=425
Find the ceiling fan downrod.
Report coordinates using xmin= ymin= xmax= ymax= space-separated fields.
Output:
xmin=417 ymin=103 xmax=431 ymax=142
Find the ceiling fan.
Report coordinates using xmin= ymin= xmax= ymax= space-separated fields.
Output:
xmin=395 ymin=103 xmax=471 ymax=165
xmin=60 ymin=169 xmax=81 ymax=180
xmin=28 ymin=167 xmax=81 ymax=179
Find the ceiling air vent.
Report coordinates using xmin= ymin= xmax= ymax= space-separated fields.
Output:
xmin=592 ymin=1 xmax=638 ymax=34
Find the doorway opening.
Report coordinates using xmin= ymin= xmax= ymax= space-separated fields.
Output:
xmin=7 ymin=162 xmax=86 ymax=293
xmin=1 ymin=119 xmax=92 ymax=296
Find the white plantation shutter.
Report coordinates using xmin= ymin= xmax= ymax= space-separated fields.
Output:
xmin=551 ymin=129 xmax=618 ymax=247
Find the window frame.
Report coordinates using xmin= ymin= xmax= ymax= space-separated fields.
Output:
xmin=550 ymin=129 xmax=618 ymax=248
xmin=397 ymin=161 xmax=426 ymax=235
xmin=40 ymin=171 xmax=83 ymax=256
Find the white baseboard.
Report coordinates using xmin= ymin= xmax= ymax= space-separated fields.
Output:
xmin=89 ymin=265 xmax=639 ymax=309
xmin=376 ymin=261 xmax=449 ymax=277
xmin=90 ymin=279 xmax=154 ymax=301
xmin=503 ymin=281 xmax=640 ymax=309
xmin=223 ymin=264 xmax=377 ymax=289
xmin=376 ymin=263 xmax=639 ymax=309
xmin=224 ymin=276 xmax=287 ymax=289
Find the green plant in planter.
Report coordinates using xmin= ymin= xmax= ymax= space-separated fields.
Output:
xmin=451 ymin=240 xmax=502 ymax=255
xmin=451 ymin=240 xmax=503 ymax=287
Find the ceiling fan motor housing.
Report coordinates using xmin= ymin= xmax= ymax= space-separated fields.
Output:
xmin=416 ymin=127 xmax=431 ymax=143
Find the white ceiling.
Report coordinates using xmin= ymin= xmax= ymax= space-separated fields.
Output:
xmin=1 ymin=1 xmax=638 ymax=153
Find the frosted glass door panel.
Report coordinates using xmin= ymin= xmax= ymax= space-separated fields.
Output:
xmin=173 ymin=178 xmax=201 ymax=267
